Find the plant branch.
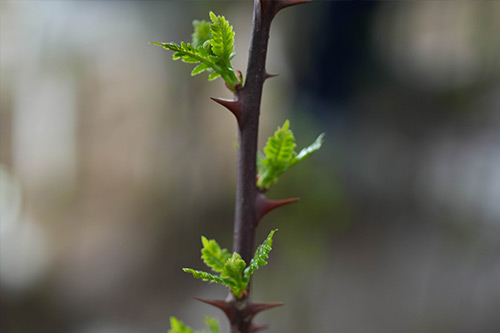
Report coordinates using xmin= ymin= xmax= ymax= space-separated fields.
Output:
xmin=233 ymin=0 xmax=276 ymax=267
xmin=224 ymin=0 xmax=310 ymax=332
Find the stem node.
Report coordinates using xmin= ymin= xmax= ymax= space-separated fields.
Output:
xmin=195 ymin=296 xmax=282 ymax=332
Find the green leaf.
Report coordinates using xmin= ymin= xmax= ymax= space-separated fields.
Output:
xmin=203 ymin=317 xmax=219 ymax=333
xmin=257 ymin=120 xmax=297 ymax=190
xmin=151 ymin=12 xmax=242 ymax=91
xmin=200 ymin=236 xmax=231 ymax=273
xmin=208 ymin=72 xmax=221 ymax=81
xmin=263 ymin=120 xmax=297 ymax=163
xmin=168 ymin=316 xmax=219 ymax=333
xmin=182 ymin=268 xmax=232 ymax=286
xmin=152 ymin=42 xmax=213 ymax=66
xmin=290 ymin=133 xmax=325 ymax=167
xmin=208 ymin=11 xmax=234 ymax=65
xmin=244 ymin=229 xmax=277 ymax=282
xmin=221 ymin=252 xmax=247 ymax=297
xmin=184 ymin=232 xmax=279 ymax=299
xmin=168 ymin=317 xmax=194 ymax=333
xmin=183 ymin=267 xmax=240 ymax=296
xmin=191 ymin=63 xmax=210 ymax=76
xmin=256 ymin=120 xmax=325 ymax=190
xmin=192 ymin=20 xmax=212 ymax=49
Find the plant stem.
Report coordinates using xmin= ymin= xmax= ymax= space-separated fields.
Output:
xmin=232 ymin=0 xmax=274 ymax=265
xmin=223 ymin=1 xmax=310 ymax=332
xmin=233 ymin=0 xmax=309 ymax=273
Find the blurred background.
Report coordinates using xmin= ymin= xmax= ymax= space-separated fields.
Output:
xmin=1 ymin=1 xmax=500 ymax=332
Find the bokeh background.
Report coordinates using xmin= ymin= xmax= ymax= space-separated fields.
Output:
xmin=1 ymin=1 xmax=500 ymax=332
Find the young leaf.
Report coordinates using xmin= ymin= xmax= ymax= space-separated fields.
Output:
xmin=200 ymin=236 xmax=231 ymax=273
xmin=183 ymin=268 xmax=233 ymax=287
xmin=244 ymin=229 xmax=277 ymax=282
xmin=203 ymin=317 xmax=219 ymax=333
xmin=208 ymin=72 xmax=221 ymax=81
xmin=256 ymin=120 xmax=325 ymax=190
xmin=168 ymin=317 xmax=194 ymax=333
xmin=257 ymin=120 xmax=297 ymax=190
xmin=192 ymin=20 xmax=212 ymax=49
xmin=209 ymin=11 xmax=234 ymax=66
xmin=290 ymin=132 xmax=325 ymax=167
xmin=168 ymin=316 xmax=219 ymax=333
xmin=264 ymin=120 xmax=297 ymax=161
xmin=151 ymin=12 xmax=241 ymax=91
xmin=183 ymin=232 xmax=279 ymax=299
xmin=221 ymin=252 xmax=247 ymax=297
xmin=191 ymin=63 xmax=210 ymax=76
xmin=152 ymin=42 xmax=215 ymax=66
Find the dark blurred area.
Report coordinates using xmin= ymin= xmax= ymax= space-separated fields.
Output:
xmin=1 ymin=1 xmax=499 ymax=332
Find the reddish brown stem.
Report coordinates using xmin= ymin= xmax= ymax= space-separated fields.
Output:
xmin=233 ymin=0 xmax=309 ymax=264
xmin=206 ymin=1 xmax=310 ymax=331
xmin=232 ymin=0 xmax=274 ymax=264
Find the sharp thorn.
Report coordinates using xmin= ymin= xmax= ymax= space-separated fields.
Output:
xmin=264 ymin=72 xmax=279 ymax=80
xmin=256 ymin=193 xmax=299 ymax=221
xmin=249 ymin=301 xmax=284 ymax=316
xmin=278 ymin=0 xmax=312 ymax=10
xmin=193 ymin=297 xmax=227 ymax=309
xmin=210 ymin=97 xmax=241 ymax=120
xmin=264 ymin=0 xmax=311 ymax=20
xmin=193 ymin=297 xmax=233 ymax=320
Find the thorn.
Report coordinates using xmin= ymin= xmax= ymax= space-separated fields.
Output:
xmin=256 ymin=193 xmax=299 ymax=221
xmin=266 ymin=0 xmax=311 ymax=17
xmin=262 ymin=0 xmax=311 ymax=21
xmin=210 ymin=97 xmax=241 ymax=121
xmin=250 ymin=323 xmax=270 ymax=333
xmin=193 ymin=297 xmax=234 ymax=319
xmin=249 ymin=301 xmax=284 ymax=316
xmin=264 ymin=72 xmax=279 ymax=80
xmin=278 ymin=0 xmax=312 ymax=11
xmin=193 ymin=297 xmax=228 ymax=310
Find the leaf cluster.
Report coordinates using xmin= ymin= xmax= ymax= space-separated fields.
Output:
xmin=257 ymin=120 xmax=325 ymax=191
xmin=152 ymin=12 xmax=242 ymax=91
xmin=183 ymin=230 xmax=277 ymax=299
xmin=168 ymin=316 xmax=219 ymax=333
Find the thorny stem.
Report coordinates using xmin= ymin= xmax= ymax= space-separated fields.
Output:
xmin=233 ymin=0 xmax=310 ymax=269
xmin=232 ymin=0 xmax=274 ymax=266
xmin=207 ymin=1 xmax=310 ymax=332
xmin=215 ymin=1 xmax=311 ymax=332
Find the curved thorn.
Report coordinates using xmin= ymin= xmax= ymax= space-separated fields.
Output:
xmin=193 ymin=297 xmax=233 ymax=318
xmin=210 ymin=97 xmax=241 ymax=121
xmin=256 ymin=193 xmax=299 ymax=222
xmin=264 ymin=0 xmax=312 ymax=17
xmin=193 ymin=297 xmax=228 ymax=310
xmin=277 ymin=0 xmax=312 ymax=11
xmin=249 ymin=301 xmax=284 ymax=316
